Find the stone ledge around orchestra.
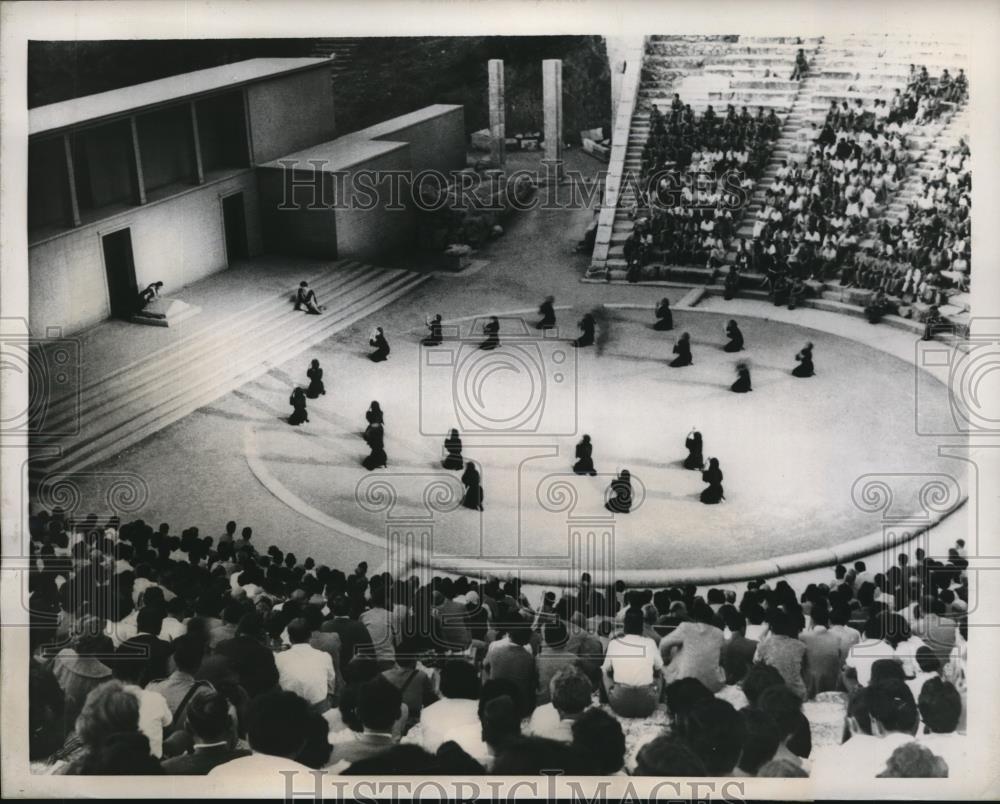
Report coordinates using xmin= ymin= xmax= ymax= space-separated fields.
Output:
xmin=131 ymin=297 xmax=202 ymax=327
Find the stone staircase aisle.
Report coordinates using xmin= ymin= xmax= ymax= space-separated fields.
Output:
xmin=29 ymin=261 xmax=429 ymax=488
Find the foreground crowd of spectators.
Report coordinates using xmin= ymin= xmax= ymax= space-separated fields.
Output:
xmin=619 ymin=63 xmax=970 ymax=324
xmin=28 ymin=509 xmax=969 ymax=778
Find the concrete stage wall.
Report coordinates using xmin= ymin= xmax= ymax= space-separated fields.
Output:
xmin=246 ymin=67 xmax=337 ymax=165
xmin=29 ymin=172 xmax=262 ymax=337
xmin=257 ymin=104 xmax=465 ymax=262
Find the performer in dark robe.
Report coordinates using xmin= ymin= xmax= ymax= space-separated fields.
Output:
xmin=442 ymin=429 xmax=464 ymax=470
xmin=723 ymin=267 xmax=740 ymax=301
xmin=364 ymin=401 xmax=384 ymax=443
xmin=461 ymin=461 xmax=484 ymax=510
xmin=700 ymin=458 xmax=725 ymax=504
xmin=368 ymin=327 xmax=390 ymax=362
xmin=792 ymin=342 xmax=815 ymax=377
xmin=422 ymin=314 xmax=444 ymax=346
xmin=653 ymin=298 xmax=674 ymax=331
xmin=479 ymin=317 xmax=501 ymax=351
xmin=295 ymin=282 xmax=322 ymax=314
xmin=137 ymin=281 xmax=164 ymax=312
xmin=723 ymin=320 xmax=744 ymax=353
xmin=670 ymin=332 xmax=693 ymax=367
xmin=604 ymin=469 xmax=633 ymax=514
xmin=288 ymin=387 xmax=309 ymax=426
xmin=573 ymin=313 xmax=596 ymax=348
xmin=362 ymin=424 xmax=387 ymax=470
xmin=535 ymin=296 xmax=556 ymax=330
xmin=787 ymin=276 xmax=806 ymax=310
xmin=306 ymin=359 xmax=325 ymax=399
xmin=572 ymin=435 xmax=597 ymax=476
xmin=683 ymin=430 xmax=704 ymax=469
xmin=731 ymin=362 xmax=752 ymax=393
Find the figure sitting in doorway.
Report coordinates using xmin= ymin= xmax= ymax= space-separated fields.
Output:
xmin=137 ymin=281 xmax=164 ymax=312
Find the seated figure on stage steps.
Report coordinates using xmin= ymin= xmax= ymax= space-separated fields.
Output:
xmin=137 ymin=281 xmax=164 ymax=312
xmin=653 ymin=298 xmax=673 ymax=331
xmin=573 ymin=313 xmax=596 ymax=348
xmin=670 ymin=332 xmax=693 ymax=367
xmin=683 ymin=429 xmax=704 ymax=470
xmin=288 ymin=387 xmax=309 ymax=426
xmin=423 ymin=314 xmax=444 ymax=346
xmin=479 ymin=317 xmax=501 ymax=351
xmin=535 ymin=296 xmax=556 ymax=330
xmin=604 ymin=469 xmax=633 ymax=514
xmin=792 ymin=342 xmax=815 ymax=378
xmin=442 ymin=429 xmax=464 ymax=470
xmin=700 ymin=458 xmax=725 ymax=504
xmin=362 ymin=423 xmax=387 ymax=470
xmin=306 ymin=359 xmax=325 ymax=399
xmin=731 ymin=361 xmax=752 ymax=394
xmin=723 ymin=320 xmax=744 ymax=353
xmin=295 ymin=282 xmax=323 ymax=315
xmin=723 ymin=266 xmax=740 ymax=301
xmin=368 ymin=327 xmax=390 ymax=362
xmin=461 ymin=461 xmax=484 ymax=510
xmin=572 ymin=434 xmax=597 ymax=476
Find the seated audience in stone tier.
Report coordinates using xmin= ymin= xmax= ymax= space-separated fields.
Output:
xmin=161 ymin=690 xmax=249 ymax=775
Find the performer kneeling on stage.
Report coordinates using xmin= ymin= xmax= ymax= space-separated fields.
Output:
xmin=573 ymin=435 xmax=598 ymax=476
xmin=700 ymin=458 xmax=725 ymax=504
xmin=684 ymin=429 xmax=704 ymax=469
xmin=605 ymin=469 xmax=633 ymax=514
xmin=731 ymin=361 xmax=752 ymax=393
xmin=442 ymin=429 xmax=463 ymax=470
xmin=461 ymin=461 xmax=484 ymax=510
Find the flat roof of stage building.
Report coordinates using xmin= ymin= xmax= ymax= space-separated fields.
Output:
xmin=29 ymin=57 xmax=333 ymax=137
xmin=260 ymin=104 xmax=465 ymax=172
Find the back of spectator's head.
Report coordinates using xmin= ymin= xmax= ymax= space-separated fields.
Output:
xmin=141 ymin=586 xmax=165 ymax=610
xmin=877 ymin=742 xmax=948 ymax=778
xmin=918 ymin=678 xmax=962 ymax=735
xmin=80 ymin=731 xmax=162 ymax=775
xmin=186 ymin=690 xmax=234 ymax=743
xmin=757 ymin=758 xmax=808 ymax=777
xmin=358 ymin=676 xmax=402 ymax=732
xmin=222 ymin=600 xmax=245 ymax=625
xmin=571 ymin=708 xmax=626 ymax=775
xmin=136 ymin=605 xmax=164 ymax=637
xmin=236 ymin=611 xmax=264 ymax=640
xmin=439 ymin=660 xmax=480 ymax=700
xmin=171 ymin=633 xmax=204 ymax=675
xmin=286 ymin=617 xmax=311 ymax=644
xmin=245 ymin=690 xmax=310 ymax=760
xmin=543 ymin=620 xmax=567 ymax=648
xmin=480 ymin=694 xmax=521 ymax=749
xmin=757 ymin=685 xmax=802 ymax=742
xmin=681 ymin=698 xmax=743 ymax=775
xmin=741 ymin=664 xmax=786 ymax=706
xmin=867 ymin=679 xmax=919 ymax=736
xmin=737 ymin=708 xmax=780 ymax=775
xmin=76 ymin=680 xmax=140 ymax=749
xmin=915 ymin=646 xmax=941 ymax=674
xmin=549 ymin=665 xmax=592 ymax=717
xmin=871 ymin=658 xmax=906 ymax=685
xmin=634 ymin=736 xmax=708 ymax=776
xmin=623 ymin=606 xmax=644 ymax=636
xmin=664 ymin=677 xmax=713 ymax=722
xmin=491 ymin=737 xmax=588 ymax=775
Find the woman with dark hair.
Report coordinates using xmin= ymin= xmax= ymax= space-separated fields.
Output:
xmin=792 ymin=342 xmax=815 ymax=377
xmin=573 ymin=313 xmax=596 ymax=348
xmin=572 ymin=435 xmax=597 ymax=476
xmin=723 ymin=320 xmax=744 ymax=352
xmin=653 ymin=298 xmax=673 ymax=331
xmin=670 ymin=332 xmax=693 ymax=367
xmin=731 ymin=361 xmax=752 ymax=394
xmin=305 ymin=359 xmax=325 ymax=399
xmin=684 ymin=429 xmax=704 ymax=470
xmin=442 ymin=429 xmax=464 ymax=470
xmin=700 ymin=458 xmax=724 ymax=504
xmin=288 ymin=387 xmax=308 ymax=426
xmin=461 ymin=462 xmax=484 ymax=511
xmin=479 ymin=317 xmax=500 ymax=351
xmin=368 ymin=327 xmax=390 ymax=362
xmin=604 ymin=469 xmax=633 ymax=514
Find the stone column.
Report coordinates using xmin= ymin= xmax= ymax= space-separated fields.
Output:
xmin=487 ymin=59 xmax=505 ymax=167
xmin=542 ymin=59 xmax=563 ymax=178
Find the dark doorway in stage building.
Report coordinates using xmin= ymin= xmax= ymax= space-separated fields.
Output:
xmin=222 ymin=192 xmax=248 ymax=263
xmin=101 ymin=228 xmax=138 ymax=319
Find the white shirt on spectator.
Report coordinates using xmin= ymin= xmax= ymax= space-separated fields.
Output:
xmin=126 ymin=685 xmax=172 ymax=758
xmin=811 ymin=732 xmax=913 ymax=782
xmin=406 ymin=698 xmax=480 ymax=753
xmin=275 ymin=642 xmax=335 ymax=705
xmin=844 ymin=639 xmax=894 ymax=687
xmin=602 ymin=635 xmax=663 ymax=687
